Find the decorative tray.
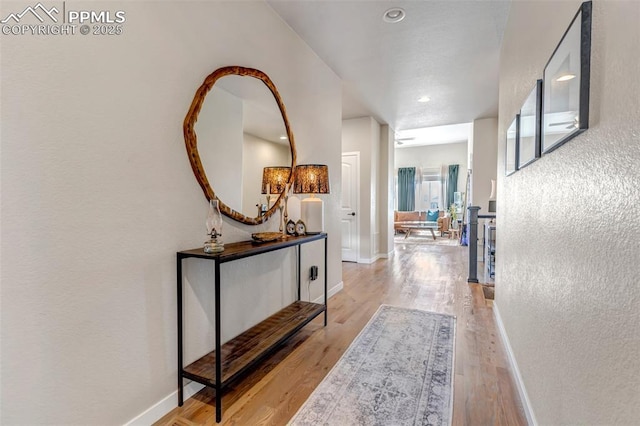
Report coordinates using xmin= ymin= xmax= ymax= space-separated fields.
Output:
xmin=251 ymin=232 xmax=283 ymax=243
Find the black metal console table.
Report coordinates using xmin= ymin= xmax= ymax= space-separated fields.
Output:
xmin=177 ymin=233 xmax=328 ymax=422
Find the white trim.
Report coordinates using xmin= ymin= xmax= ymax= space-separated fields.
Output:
xmin=312 ymin=280 xmax=344 ymax=304
xmin=449 ymin=311 xmax=457 ymax=426
xmin=493 ymin=302 xmax=538 ymax=426
xmin=378 ymin=249 xmax=395 ymax=259
xmin=357 ymin=254 xmax=380 ymax=264
xmin=124 ymin=381 xmax=205 ymax=426
xmin=373 ymin=231 xmax=380 ymax=256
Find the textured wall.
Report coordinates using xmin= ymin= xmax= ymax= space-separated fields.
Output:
xmin=0 ymin=1 xmax=342 ymax=424
xmin=497 ymin=1 xmax=640 ymax=424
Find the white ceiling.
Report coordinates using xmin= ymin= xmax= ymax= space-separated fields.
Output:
xmin=268 ymin=0 xmax=511 ymax=145
xmin=395 ymin=122 xmax=471 ymax=148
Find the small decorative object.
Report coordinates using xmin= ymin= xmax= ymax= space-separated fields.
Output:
xmin=251 ymin=232 xmax=283 ymax=243
xmin=204 ymin=199 xmax=224 ymax=253
xmin=286 ymin=219 xmax=296 ymax=235
xmin=542 ymin=1 xmax=592 ymax=154
xmin=293 ymin=164 xmax=330 ymax=234
xmin=505 ymin=115 xmax=519 ymax=176
xmin=282 ymin=183 xmax=291 ymax=235
xmin=519 ymin=80 xmax=542 ymax=169
xmin=278 ymin=199 xmax=285 ymax=233
xmin=295 ymin=219 xmax=307 ymax=236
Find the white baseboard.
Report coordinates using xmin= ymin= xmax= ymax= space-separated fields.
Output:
xmin=313 ymin=280 xmax=344 ymax=304
xmin=124 ymin=380 xmax=205 ymax=426
xmin=493 ymin=302 xmax=538 ymax=426
xmin=126 ymin=282 xmax=344 ymax=425
xmin=358 ymin=254 xmax=380 ymax=264
xmin=378 ymin=249 xmax=394 ymax=259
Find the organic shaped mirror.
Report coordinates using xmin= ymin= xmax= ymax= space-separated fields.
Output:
xmin=184 ymin=66 xmax=297 ymax=225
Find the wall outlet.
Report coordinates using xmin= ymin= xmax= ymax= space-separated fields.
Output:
xmin=310 ymin=265 xmax=318 ymax=281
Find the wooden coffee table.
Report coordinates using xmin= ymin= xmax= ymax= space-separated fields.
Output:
xmin=396 ymin=221 xmax=439 ymax=240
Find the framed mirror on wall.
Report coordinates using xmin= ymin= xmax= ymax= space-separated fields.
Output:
xmin=184 ymin=66 xmax=297 ymax=225
xmin=542 ymin=1 xmax=592 ymax=154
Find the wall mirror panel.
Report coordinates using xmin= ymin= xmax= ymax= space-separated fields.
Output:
xmin=184 ymin=67 xmax=297 ymax=225
xmin=505 ymin=115 xmax=519 ymax=176
xmin=519 ymin=80 xmax=542 ymax=169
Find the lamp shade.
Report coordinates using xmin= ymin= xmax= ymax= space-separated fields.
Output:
xmin=261 ymin=167 xmax=291 ymax=194
xmin=293 ymin=164 xmax=330 ymax=194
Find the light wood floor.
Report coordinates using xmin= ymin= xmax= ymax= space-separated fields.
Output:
xmin=156 ymin=240 xmax=527 ymax=425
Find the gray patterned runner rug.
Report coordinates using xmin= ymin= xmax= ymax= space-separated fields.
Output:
xmin=289 ymin=305 xmax=456 ymax=426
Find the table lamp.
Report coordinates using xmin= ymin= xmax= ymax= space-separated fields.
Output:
xmin=262 ymin=166 xmax=291 ymax=231
xmin=293 ymin=164 xmax=330 ymax=234
xmin=261 ymin=166 xmax=291 ymax=207
xmin=488 ymin=179 xmax=497 ymax=213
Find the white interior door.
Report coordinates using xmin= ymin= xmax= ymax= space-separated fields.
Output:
xmin=341 ymin=152 xmax=359 ymax=262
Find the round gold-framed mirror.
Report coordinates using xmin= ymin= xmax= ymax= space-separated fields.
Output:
xmin=184 ymin=66 xmax=297 ymax=225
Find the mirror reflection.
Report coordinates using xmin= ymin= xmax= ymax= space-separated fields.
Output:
xmin=194 ymin=75 xmax=292 ymax=218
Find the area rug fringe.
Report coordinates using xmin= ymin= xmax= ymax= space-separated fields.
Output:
xmin=289 ymin=305 xmax=456 ymax=426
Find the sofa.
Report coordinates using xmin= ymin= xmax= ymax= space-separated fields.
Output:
xmin=394 ymin=211 xmax=422 ymax=233
xmin=394 ymin=210 xmax=451 ymax=237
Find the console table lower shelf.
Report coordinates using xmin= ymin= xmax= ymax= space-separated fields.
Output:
xmin=182 ymin=301 xmax=325 ymax=387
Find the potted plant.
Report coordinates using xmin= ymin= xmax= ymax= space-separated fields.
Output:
xmin=449 ymin=204 xmax=458 ymax=229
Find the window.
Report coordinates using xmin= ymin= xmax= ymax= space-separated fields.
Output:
xmin=418 ymin=168 xmax=444 ymax=211
xmin=394 ymin=167 xmax=447 ymax=212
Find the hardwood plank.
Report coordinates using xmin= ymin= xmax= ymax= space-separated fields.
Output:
xmin=183 ymin=301 xmax=324 ymax=385
xmin=159 ymin=242 xmax=527 ymax=425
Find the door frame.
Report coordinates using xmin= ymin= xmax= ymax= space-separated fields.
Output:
xmin=341 ymin=151 xmax=360 ymax=262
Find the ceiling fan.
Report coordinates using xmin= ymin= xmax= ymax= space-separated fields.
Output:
xmin=395 ymin=136 xmax=416 ymax=146
xmin=549 ymin=115 xmax=579 ymax=130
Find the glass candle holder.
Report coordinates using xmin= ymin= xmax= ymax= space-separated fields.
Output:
xmin=204 ymin=199 xmax=224 ymax=253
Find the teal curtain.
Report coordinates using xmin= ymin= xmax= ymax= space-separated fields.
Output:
xmin=447 ymin=164 xmax=459 ymax=209
xmin=397 ymin=167 xmax=416 ymax=211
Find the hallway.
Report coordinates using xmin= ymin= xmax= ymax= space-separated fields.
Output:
xmin=158 ymin=241 xmax=526 ymax=425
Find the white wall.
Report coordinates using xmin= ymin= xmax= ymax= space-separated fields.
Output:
xmin=378 ymin=124 xmax=395 ymax=257
xmin=497 ymin=1 xmax=640 ymax=424
xmin=395 ymin=141 xmax=468 ymax=202
xmin=0 ymin=1 xmax=342 ymax=424
xmin=342 ymin=117 xmax=381 ymax=263
xmin=198 ymin=86 xmax=244 ymax=212
xmin=371 ymin=122 xmax=380 ymax=256
xmin=241 ymin=134 xmax=290 ymax=216
xmin=471 ymin=118 xmax=498 ymax=213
